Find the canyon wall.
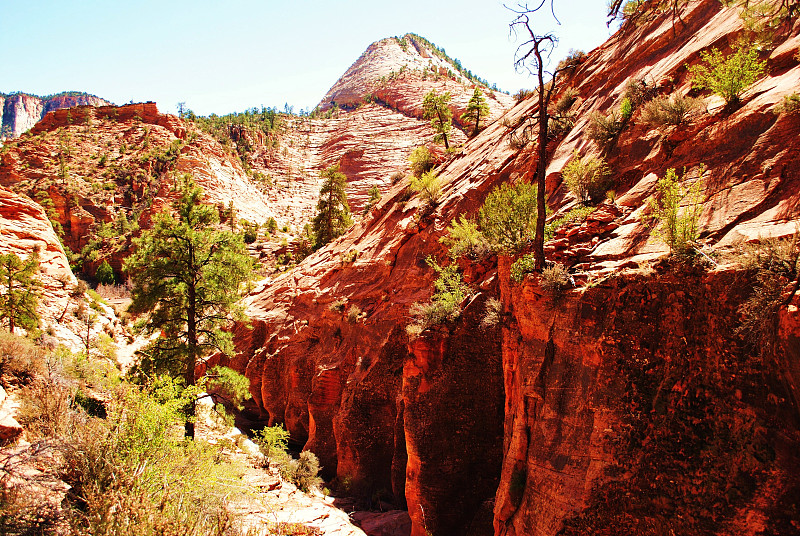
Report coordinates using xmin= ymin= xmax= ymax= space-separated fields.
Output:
xmin=227 ymin=2 xmax=800 ymax=535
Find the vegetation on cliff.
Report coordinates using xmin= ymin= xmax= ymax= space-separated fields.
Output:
xmin=311 ymin=165 xmax=352 ymax=248
xmin=0 ymin=252 xmax=40 ymax=335
xmin=125 ymin=178 xmax=252 ymax=438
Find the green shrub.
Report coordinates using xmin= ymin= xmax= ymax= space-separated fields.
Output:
xmin=689 ymin=46 xmax=767 ymax=105
xmin=95 ymin=259 xmax=115 ymax=285
xmin=265 ymin=217 xmax=278 ymax=233
xmin=440 ymin=215 xmax=491 ymax=260
xmin=641 ymin=94 xmax=702 ymax=126
xmin=363 ymin=184 xmax=381 ymax=213
xmin=255 ymin=424 xmax=291 ymax=463
xmin=645 ymin=166 xmax=705 ymax=255
xmin=774 ymin=92 xmax=800 ymax=114
xmin=587 ymin=110 xmax=624 ymax=146
xmin=16 ymin=378 xmax=250 ymax=535
xmin=479 ymin=181 xmax=539 ymax=254
xmin=546 ymin=205 xmax=596 ymax=237
xmin=241 ymin=220 xmax=258 ymax=244
xmin=390 ymin=171 xmax=406 ymax=185
xmin=409 ymin=170 xmax=442 ymax=206
xmin=407 ymin=257 xmax=470 ymax=333
xmin=510 ymin=253 xmax=537 ymax=282
xmin=620 ymin=97 xmax=634 ymax=121
xmin=562 ymin=151 xmax=613 ymax=204
xmin=408 ymin=145 xmax=434 ymax=177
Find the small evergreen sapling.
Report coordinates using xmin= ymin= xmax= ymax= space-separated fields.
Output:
xmin=312 ymin=165 xmax=352 ymax=248
xmin=461 ymin=87 xmax=491 ymax=137
xmin=422 ymin=90 xmax=453 ymax=149
xmin=0 ymin=252 xmax=40 ymax=335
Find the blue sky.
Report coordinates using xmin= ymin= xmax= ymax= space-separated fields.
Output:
xmin=1 ymin=1 xmax=616 ymax=116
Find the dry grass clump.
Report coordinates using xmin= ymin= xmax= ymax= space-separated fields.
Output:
xmin=540 ymin=263 xmax=572 ymax=298
xmin=641 ymin=94 xmax=702 ymax=127
xmin=562 ymin=151 xmax=613 ymax=204
xmin=587 ymin=110 xmax=624 ymax=146
xmin=734 ymin=235 xmax=799 ymax=355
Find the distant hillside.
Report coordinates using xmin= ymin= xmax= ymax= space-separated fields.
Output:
xmin=0 ymin=91 xmax=112 ymax=140
xmin=318 ymin=33 xmax=513 ymax=114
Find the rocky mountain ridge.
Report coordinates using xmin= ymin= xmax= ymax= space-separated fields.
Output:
xmin=1 ymin=91 xmax=111 ymax=141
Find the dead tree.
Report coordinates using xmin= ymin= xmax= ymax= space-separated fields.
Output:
xmin=508 ymin=1 xmax=567 ymax=271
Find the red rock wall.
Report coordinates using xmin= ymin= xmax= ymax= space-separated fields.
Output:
xmin=494 ymin=257 xmax=800 ymax=535
xmin=403 ymin=293 xmax=504 ymax=536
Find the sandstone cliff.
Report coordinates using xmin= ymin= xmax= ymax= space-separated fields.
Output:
xmin=0 ymin=186 xmax=119 ymax=350
xmin=225 ymin=34 xmax=514 ymax=217
xmin=0 ymin=102 xmax=288 ymax=278
xmin=0 ymin=92 xmax=111 ymax=141
xmin=220 ymin=2 xmax=800 ymax=535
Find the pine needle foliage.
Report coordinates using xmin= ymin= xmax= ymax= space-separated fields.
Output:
xmin=0 ymin=251 xmax=40 ymax=335
xmin=422 ymin=90 xmax=453 ymax=149
xmin=461 ymin=87 xmax=491 ymax=137
xmin=124 ymin=177 xmax=252 ymax=437
xmin=312 ymin=165 xmax=352 ymax=248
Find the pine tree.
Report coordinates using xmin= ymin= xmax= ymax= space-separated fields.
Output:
xmin=0 ymin=252 xmax=40 ymax=334
xmin=96 ymin=259 xmax=115 ymax=285
xmin=124 ymin=177 xmax=252 ymax=438
xmin=422 ymin=90 xmax=453 ymax=149
xmin=461 ymin=87 xmax=491 ymax=137
xmin=312 ymin=165 xmax=352 ymax=248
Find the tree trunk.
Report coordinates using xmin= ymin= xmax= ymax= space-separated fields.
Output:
xmin=533 ymin=46 xmax=549 ymax=271
xmin=472 ymin=110 xmax=481 ymax=138
xmin=185 ymin=280 xmax=198 ymax=439
xmin=7 ymin=277 xmax=15 ymax=335
xmin=437 ymin=109 xmax=450 ymax=150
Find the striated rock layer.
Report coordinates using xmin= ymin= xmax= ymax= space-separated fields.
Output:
xmin=225 ymin=2 xmax=800 ymax=535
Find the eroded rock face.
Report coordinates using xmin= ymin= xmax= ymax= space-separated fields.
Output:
xmin=1 ymin=92 xmax=111 ymax=141
xmin=0 ymin=186 xmax=119 ymax=349
xmin=495 ymin=258 xmax=800 ymax=536
xmin=229 ymin=2 xmax=800 ymax=534
xmin=0 ymin=102 xmax=285 ymax=276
